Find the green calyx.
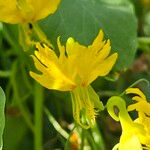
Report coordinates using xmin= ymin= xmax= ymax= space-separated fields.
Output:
xmin=70 ymin=85 xmax=104 ymax=129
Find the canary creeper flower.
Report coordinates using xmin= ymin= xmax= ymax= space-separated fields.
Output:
xmin=0 ymin=0 xmax=60 ymax=24
xmin=126 ymin=88 xmax=150 ymax=149
xmin=30 ymin=30 xmax=118 ymax=128
xmin=107 ymin=96 xmax=148 ymax=150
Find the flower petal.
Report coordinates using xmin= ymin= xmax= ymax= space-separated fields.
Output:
xmin=87 ymin=53 xmax=118 ymax=85
xmin=120 ymin=134 xmax=142 ymax=150
xmin=0 ymin=0 xmax=61 ymax=23
xmin=31 ymin=0 xmax=61 ymax=21
xmin=126 ymin=88 xmax=146 ymax=100
xmin=88 ymin=30 xmax=105 ymax=53
xmin=30 ymin=48 xmax=76 ymax=91
xmin=34 ymin=43 xmax=58 ymax=68
xmin=0 ymin=0 xmax=23 ymax=23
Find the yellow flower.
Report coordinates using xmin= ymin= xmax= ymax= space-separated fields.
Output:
xmin=126 ymin=88 xmax=150 ymax=114
xmin=126 ymin=88 xmax=150 ymax=148
xmin=107 ymin=96 xmax=148 ymax=150
xmin=0 ymin=0 xmax=61 ymax=24
xmin=30 ymin=30 xmax=118 ymax=128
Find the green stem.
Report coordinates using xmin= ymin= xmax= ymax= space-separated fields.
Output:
xmin=14 ymin=94 xmax=34 ymax=132
xmin=85 ymin=130 xmax=97 ymax=150
xmin=81 ymin=129 xmax=85 ymax=150
xmin=32 ymin=23 xmax=53 ymax=48
xmin=44 ymin=107 xmax=69 ymax=139
xmin=34 ymin=83 xmax=44 ymax=150
xmin=138 ymin=37 xmax=150 ymax=52
xmin=91 ymin=124 xmax=105 ymax=150
xmin=11 ymin=61 xmax=34 ymax=132
xmin=120 ymin=78 xmax=149 ymax=96
xmin=0 ymin=70 xmax=11 ymax=78
xmin=97 ymin=90 xmax=119 ymax=97
xmin=138 ymin=37 xmax=150 ymax=44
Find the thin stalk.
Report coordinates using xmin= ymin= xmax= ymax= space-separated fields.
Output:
xmin=3 ymin=24 xmax=21 ymax=53
xmin=13 ymin=84 xmax=34 ymax=132
xmin=44 ymin=107 xmax=69 ymax=139
xmin=0 ymin=70 xmax=11 ymax=78
xmin=138 ymin=37 xmax=150 ymax=44
xmin=32 ymin=23 xmax=53 ymax=48
xmin=34 ymin=83 xmax=44 ymax=150
xmin=11 ymin=61 xmax=34 ymax=132
xmin=85 ymin=130 xmax=97 ymax=150
xmin=138 ymin=37 xmax=150 ymax=52
xmin=91 ymin=124 xmax=105 ymax=150
xmin=81 ymin=129 xmax=85 ymax=150
xmin=97 ymin=90 xmax=119 ymax=97
xmin=120 ymin=78 xmax=149 ymax=96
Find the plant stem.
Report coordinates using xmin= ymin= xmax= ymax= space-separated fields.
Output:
xmin=120 ymin=78 xmax=149 ymax=96
xmin=0 ymin=70 xmax=11 ymax=78
xmin=81 ymin=129 xmax=85 ymax=150
xmin=138 ymin=37 xmax=150 ymax=44
xmin=11 ymin=61 xmax=34 ymax=132
xmin=34 ymin=83 xmax=44 ymax=150
xmin=44 ymin=107 xmax=69 ymax=139
xmin=91 ymin=124 xmax=105 ymax=150
xmin=138 ymin=37 xmax=150 ymax=52
xmin=32 ymin=23 xmax=53 ymax=48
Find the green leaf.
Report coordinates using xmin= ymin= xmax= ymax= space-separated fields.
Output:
xmin=0 ymin=87 xmax=6 ymax=150
xmin=40 ymin=0 xmax=137 ymax=71
xmin=3 ymin=116 xmax=28 ymax=150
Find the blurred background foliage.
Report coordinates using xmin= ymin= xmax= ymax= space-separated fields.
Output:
xmin=0 ymin=0 xmax=150 ymax=150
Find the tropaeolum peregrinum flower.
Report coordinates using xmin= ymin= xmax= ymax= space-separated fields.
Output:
xmin=0 ymin=0 xmax=60 ymax=24
xmin=107 ymin=96 xmax=149 ymax=150
xmin=126 ymin=88 xmax=150 ymax=149
xmin=30 ymin=30 xmax=118 ymax=128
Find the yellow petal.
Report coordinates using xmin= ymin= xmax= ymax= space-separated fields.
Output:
xmin=128 ymin=104 xmax=138 ymax=111
xmin=57 ymin=36 xmax=65 ymax=56
xmin=128 ymin=101 xmax=150 ymax=115
xmin=132 ymin=96 xmax=145 ymax=102
xmin=57 ymin=36 xmax=66 ymax=61
xmin=35 ymin=43 xmax=58 ymax=68
xmin=0 ymin=0 xmax=23 ymax=23
xmin=65 ymin=30 xmax=118 ymax=86
xmin=96 ymin=39 xmax=111 ymax=61
xmin=91 ymin=30 xmax=104 ymax=47
xmin=126 ymin=88 xmax=146 ymax=100
xmin=30 ymin=47 xmax=76 ymax=91
xmin=0 ymin=0 xmax=61 ymax=24
xmin=119 ymin=134 xmax=142 ymax=150
xmin=88 ymin=30 xmax=105 ymax=53
xmin=30 ymin=71 xmax=76 ymax=91
xmin=87 ymin=53 xmax=118 ymax=85
xmin=66 ymin=37 xmax=87 ymax=56
xmin=30 ymin=0 xmax=61 ymax=21
xmin=30 ymin=30 xmax=118 ymax=91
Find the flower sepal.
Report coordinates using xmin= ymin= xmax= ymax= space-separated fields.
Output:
xmin=71 ymin=85 xmax=104 ymax=129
